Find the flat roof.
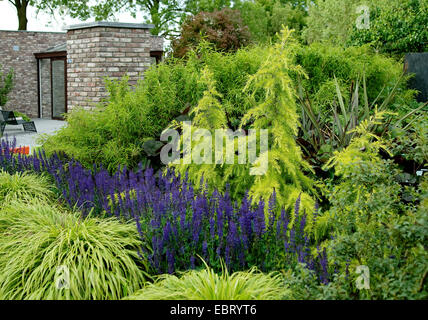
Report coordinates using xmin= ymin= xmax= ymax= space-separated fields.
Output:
xmin=66 ymin=21 xmax=155 ymax=31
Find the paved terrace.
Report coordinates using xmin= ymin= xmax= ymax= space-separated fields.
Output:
xmin=1 ymin=119 xmax=66 ymax=153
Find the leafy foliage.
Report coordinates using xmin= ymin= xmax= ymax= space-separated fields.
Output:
xmin=297 ymin=74 xmax=420 ymax=169
xmin=303 ymin=0 xmax=427 ymax=56
xmin=315 ymin=117 xmax=428 ymax=299
xmin=292 ymin=41 xmax=417 ymax=169
xmin=294 ymin=43 xmax=413 ymax=109
xmin=279 ymin=120 xmax=428 ymax=299
xmin=348 ymin=0 xmax=428 ymax=55
xmin=41 ymin=43 xmax=267 ymax=171
xmin=389 ymin=111 xmax=428 ymax=167
xmin=184 ymin=0 xmax=232 ymax=14
xmin=0 ymin=6 xmax=426 ymax=300
xmin=323 ymin=110 xmax=397 ymax=174
xmin=303 ymin=0 xmax=363 ymax=45
xmin=235 ymin=0 xmax=307 ymax=43
xmin=239 ymin=28 xmax=315 ymax=208
xmin=172 ymin=8 xmax=251 ymax=58
xmin=41 ymin=29 xmax=412 ymax=176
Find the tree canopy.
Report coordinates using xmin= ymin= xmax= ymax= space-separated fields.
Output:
xmin=4 ymin=0 xmax=92 ymax=30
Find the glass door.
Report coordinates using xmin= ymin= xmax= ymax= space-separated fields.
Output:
xmin=51 ymin=58 xmax=66 ymax=119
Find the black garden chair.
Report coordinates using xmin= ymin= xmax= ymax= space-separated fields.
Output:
xmin=0 ymin=110 xmax=37 ymax=137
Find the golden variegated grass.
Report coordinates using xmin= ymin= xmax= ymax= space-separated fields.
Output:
xmin=0 ymin=201 xmax=149 ymax=300
xmin=125 ymin=260 xmax=286 ymax=300
xmin=0 ymin=170 xmax=54 ymax=206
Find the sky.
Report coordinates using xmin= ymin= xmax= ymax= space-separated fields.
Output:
xmin=0 ymin=1 xmax=144 ymax=32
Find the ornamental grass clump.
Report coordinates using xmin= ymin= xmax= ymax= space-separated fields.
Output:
xmin=0 ymin=170 xmax=54 ymax=206
xmin=125 ymin=261 xmax=285 ymax=300
xmin=0 ymin=201 xmax=148 ymax=300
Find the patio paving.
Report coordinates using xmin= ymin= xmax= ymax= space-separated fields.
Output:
xmin=1 ymin=118 xmax=66 ymax=152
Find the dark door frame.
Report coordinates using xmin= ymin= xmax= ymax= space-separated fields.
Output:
xmin=34 ymin=51 xmax=67 ymax=120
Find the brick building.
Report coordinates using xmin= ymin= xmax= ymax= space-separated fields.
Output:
xmin=0 ymin=22 xmax=163 ymax=119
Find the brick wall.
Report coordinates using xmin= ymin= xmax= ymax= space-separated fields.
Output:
xmin=0 ymin=23 xmax=164 ymax=118
xmin=0 ymin=30 xmax=66 ymax=118
xmin=66 ymin=23 xmax=163 ymax=111
xmin=150 ymin=35 xmax=164 ymax=51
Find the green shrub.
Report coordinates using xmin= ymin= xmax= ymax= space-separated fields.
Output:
xmin=389 ymin=111 xmax=428 ymax=166
xmin=303 ymin=0 xmax=362 ymax=46
xmin=0 ymin=201 xmax=148 ymax=300
xmin=172 ymin=8 xmax=251 ymax=58
xmin=294 ymin=43 xmax=413 ymax=111
xmin=321 ymin=111 xmax=405 ymax=226
xmin=0 ymin=171 xmax=54 ymax=207
xmin=348 ymin=0 xmax=428 ymax=56
xmin=296 ymin=72 xmax=422 ymax=170
xmin=171 ymin=29 xmax=412 ymax=210
xmin=293 ymin=43 xmax=416 ymax=169
xmin=125 ymin=262 xmax=285 ymax=300
xmin=303 ymin=0 xmax=427 ymax=56
xmin=284 ymin=125 xmax=428 ymax=299
xmin=281 ymin=263 xmax=355 ymax=300
xmin=322 ymin=198 xmax=428 ymax=300
xmin=13 ymin=111 xmax=31 ymax=122
xmin=314 ymin=117 xmax=428 ymax=299
xmin=235 ymin=0 xmax=269 ymax=44
xmin=197 ymin=44 xmax=267 ymax=129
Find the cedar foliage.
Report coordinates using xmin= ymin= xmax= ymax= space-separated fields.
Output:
xmin=172 ymin=28 xmax=315 ymax=215
xmin=241 ymin=27 xmax=315 ymax=211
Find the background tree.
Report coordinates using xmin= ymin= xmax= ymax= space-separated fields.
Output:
xmin=3 ymin=0 xmax=184 ymax=36
xmin=181 ymin=0 xmax=248 ymax=41
xmin=235 ymin=0 xmax=308 ymax=43
xmin=302 ymin=0 xmax=361 ymax=46
xmin=348 ymin=0 xmax=428 ymax=55
xmin=184 ymin=0 xmax=231 ymax=14
xmin=90 ymin=0 xmax=186 ymax=38
xmin=6 ymin=0 xmax=30 ymax=30
xmin=303 ymin=0 xmax=427 ymax=56
xmin=90 ymin=0 xmax=309 ymax=40
xmin=3 ymin=0 xmax=92 ymax=30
